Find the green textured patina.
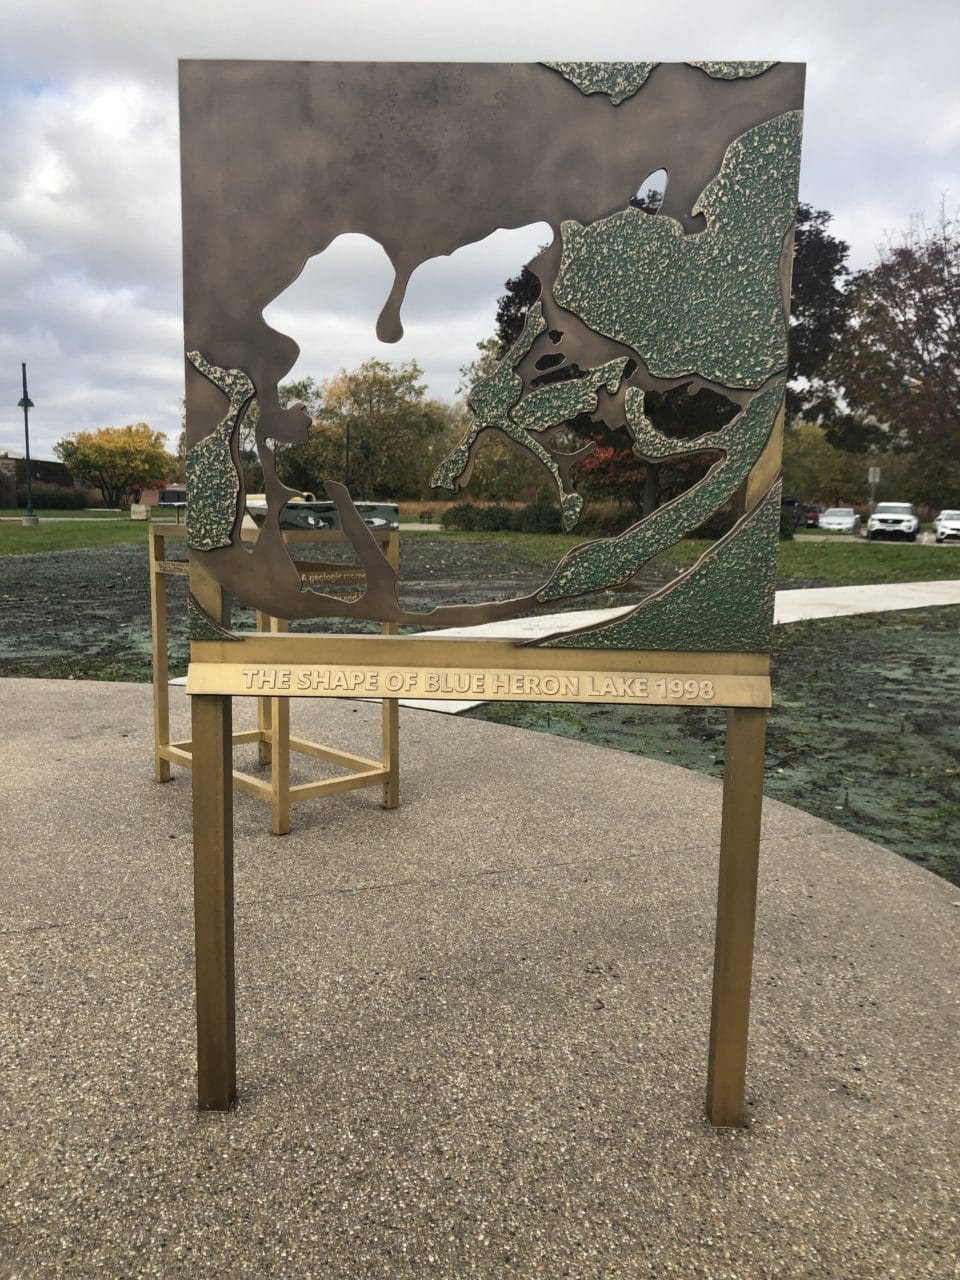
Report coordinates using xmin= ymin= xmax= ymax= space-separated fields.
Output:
xmin=187 ymin=594 xmax=238 ymax=642
xmin=511 ymin=356 xmax=628 ymax=529
xmin=537 ymin=377 xmax=784 ymax=603
xmin=686 ymin=61 xmax=777 ymax=80
xmin=542 ymin=61 xmax=658 ymax=104
xmin=545 ymin=481 xmax=782 ymax=651
xmin=552 ymin=111 xmax=802 ymax=389
xmin=185 ymin=350 xmax=255 ymax=552
xmin=432 ymin=302 xmax=544 ymax=494
xmin=433 ymin=301 xmax=629 ymax=531
xmin=462 ymin=302 xmax=544 ymax=433
xmin=511 ymin=357 xmax=626 ymax=437
xmin=433 ymin=304 xmax=626 ymax=529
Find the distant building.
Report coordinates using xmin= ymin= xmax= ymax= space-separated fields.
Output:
xmin=140 ymin=482 xmax=187 ymax=507
xmin=0 ymin=452 xmax=75 ymax=507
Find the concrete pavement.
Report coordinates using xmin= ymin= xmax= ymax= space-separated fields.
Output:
xmin=773 ymin=578 xmax=960 ymax=621
xmin=1 ymin=677 xmax=958 ymax=1278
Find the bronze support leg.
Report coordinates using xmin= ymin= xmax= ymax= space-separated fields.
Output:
xmin=706 ymin=706 xmax=767 ymax=1126
xmin=192 ymin=692 xmax=237 ymax=1110
xmin=149 ymin=529 xmax=171 ymax=782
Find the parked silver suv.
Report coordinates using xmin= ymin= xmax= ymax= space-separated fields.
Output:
xmin=866 ymin=502 xmax=919 ymax=542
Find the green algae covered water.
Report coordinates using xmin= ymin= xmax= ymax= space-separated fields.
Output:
xmin=468 ymin=607 xmax=960 ymax=887
xmin=1 ymin=539 xmax=957 ymax=884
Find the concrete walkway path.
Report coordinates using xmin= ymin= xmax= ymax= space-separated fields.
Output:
xmin=396 ymin=579 xmax=960 ymax=713
xmin=773 ymin=577 xmax=960 ymax=621
xmin=0 ymin=677 xmax=957 ymax=1278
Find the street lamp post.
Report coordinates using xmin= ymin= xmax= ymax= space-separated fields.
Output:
xmin=17 ymin=363 xmax=38 ymax=527
xmin=867 ymin=464 xmax=880 ymax=512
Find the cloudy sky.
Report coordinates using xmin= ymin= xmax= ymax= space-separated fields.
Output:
xmin=1 ymin=0 xmax=957 ymax=458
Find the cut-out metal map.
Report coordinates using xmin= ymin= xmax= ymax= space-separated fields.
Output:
xmin=180 ymin=61 xmax=804 ymax=652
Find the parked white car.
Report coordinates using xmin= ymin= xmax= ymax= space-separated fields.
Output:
xmin=819 ymin=507 xmax=861 ymax=534
xmin=934 ymin=509 xmax=960 ymax=543
xmin=866 ymin=502 xmax=919 ymax=542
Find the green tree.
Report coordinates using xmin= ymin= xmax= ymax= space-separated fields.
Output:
xmin=457 ymin=336 xmax=501 ymax=397
xmin=172 ymin=420 xmax=187 ymax=484
xmin=277 ymin=377 xmax=325 ymax=421
xmin=494 ymin=266 xmax=541 ymax=356
xmin=242 ymin=378 xmax=325 ymax=492
xmin=274 ymin=418 xmax=345 ymax=494
xmin=54 ymin=424 xmax=173 ymax=508
xmin=826 ymin=208 xmax=960 ymax=506
xmin=180 ymin=378 xmax=325 ymax=493
xmin=781 ymin=422 xmax=867 ymax=507
xmin=298 ymin=359 xmax=456 ymax=500
xmin=787 ymin=203 xmax=851 ymax=424
xmin=410 ymin=399 xmax=465 ymax=499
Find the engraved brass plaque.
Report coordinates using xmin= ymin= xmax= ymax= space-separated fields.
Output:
xmin=292 ymin=562 xmax=367 ymax=587
xmin=186 ymin=662 xmax=770 ymax=708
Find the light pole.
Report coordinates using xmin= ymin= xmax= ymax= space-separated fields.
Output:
xmin=17 ymin=363 xmax=38 ymax=527
xmin=494 ymin=456 xmax=509 ymax=506
xmin=867 ymin=464 xmax=880 ymax=512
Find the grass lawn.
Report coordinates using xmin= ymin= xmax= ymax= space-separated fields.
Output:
xmin=0 ymin=521 xmax=149 ymax=555
xmin=0 ymin=526 xmax=956 ymax=884
xmin=6 ymin=518 xmax=956 ymax=586
xmin=0 ymin=508 xmax=124 ymax=520
xmin=774 ymin=537 xmax=960 ymax=585
xmin=440 ymin=529 xmax=960 ymax=587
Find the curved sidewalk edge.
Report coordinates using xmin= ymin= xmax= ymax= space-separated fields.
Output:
xmin=773 ymin=577 xmax=960 ymax=622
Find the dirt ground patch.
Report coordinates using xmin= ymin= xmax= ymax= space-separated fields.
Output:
xmin=1 ymin=537 xmax=957 ymax=885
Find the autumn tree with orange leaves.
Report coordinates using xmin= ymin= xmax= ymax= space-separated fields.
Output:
xmin=55 ymin=423 xmax=173 ymax=508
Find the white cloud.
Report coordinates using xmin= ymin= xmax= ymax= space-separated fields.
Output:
xmin=265 ymin=225 xmax=552 ymax=400
xmin=0 ymin=0 xmax=957 ymax=456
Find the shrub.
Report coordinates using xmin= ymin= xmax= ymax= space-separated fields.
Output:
xmin=474 ymin=504 xmax=515 ymax=531
xmin=16 ymin=483 xmax=87 ymax=510
xmin=515 ymin=495 xmax=562 ymax=533
xmin=440 ymin=502 xmax=478 ymax=531
xmin=576 ymin=506 xmax=635 ymax=537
